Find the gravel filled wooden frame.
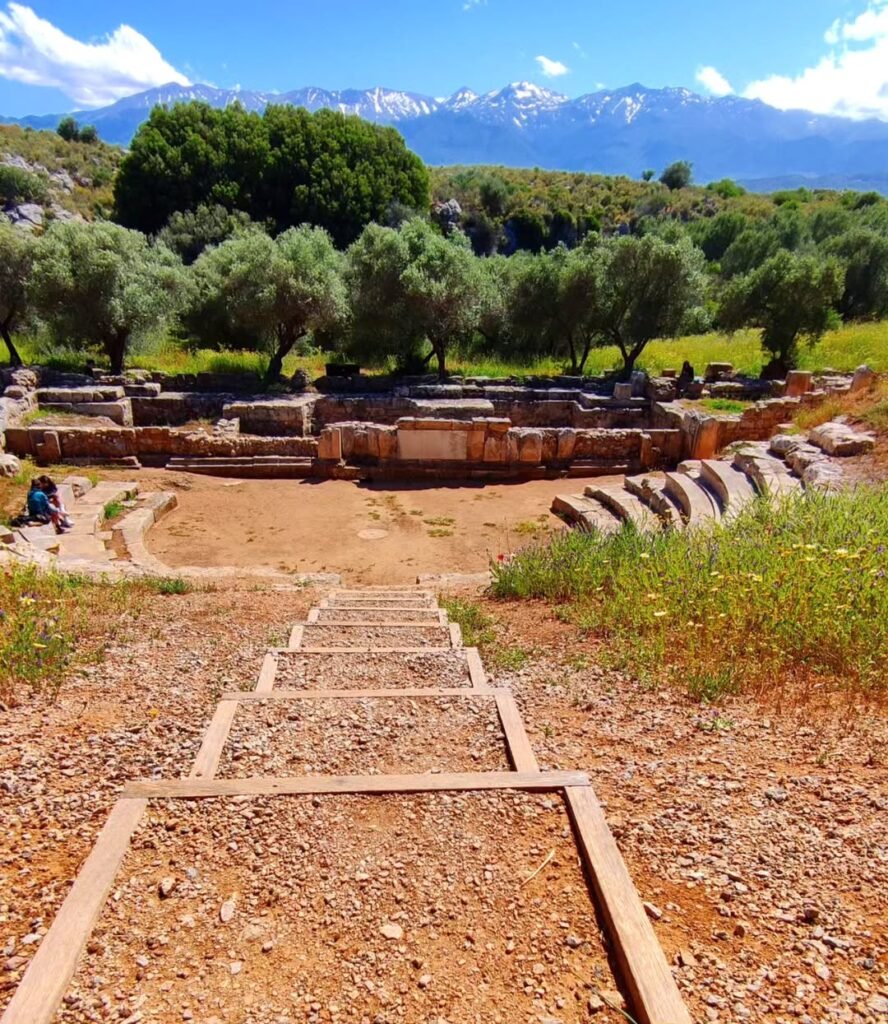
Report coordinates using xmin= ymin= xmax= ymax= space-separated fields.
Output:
xmin=1 ymin=592 xmax=692 ymax=1024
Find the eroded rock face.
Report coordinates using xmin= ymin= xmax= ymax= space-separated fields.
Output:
xmin=809 ymin=421 xmax=876 ymax=457
xmin=850 ymin=364 xmax=876 ymax=393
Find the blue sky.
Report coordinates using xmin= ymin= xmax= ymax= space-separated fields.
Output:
xmin=2 ymin=0 xmax=888 ymax=119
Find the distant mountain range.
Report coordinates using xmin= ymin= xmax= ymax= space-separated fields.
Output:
xmin=5 ymin=80 xmax=888 ymax=193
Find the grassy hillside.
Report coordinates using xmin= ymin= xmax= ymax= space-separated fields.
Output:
xmin=0 ymin=124 xmax=122 ymax=219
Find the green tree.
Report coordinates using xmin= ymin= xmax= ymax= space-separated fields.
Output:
xmin=158 ymin=204 xmax=255 ymax=264
xmin=345 ymin=221 xmax=483 ymax=377
xmin=596 ymin=235 xmax=705 ymax=377
xmin=659 ymin=160 xmax=693 ymax=190
xmin=719 ymin=250 xmax=843 ymax=375
xmin=77 ymin=124 xmax=98 ymax=144
xmin=720 ymin=226 xmax=781 ymax=277
xmin=824 ymin=229 xmax=888 ymax=321
xmin=641 ymin=169 xmax=655 ymax=182
xmin=187 ymin=225 xmax=347 ymax=380
xmin=56 ymin=116 xmax=79 ymax=142
xmin=0 ymin=220 xmax=35 ymax=366
xmin=32 ymin=221 xmax=185 ymax=374
xmin=114 ymin=102 xmax=430 ymax=245
xmin=689 ymin=211 xmax=749 ymax=262
xmin=478 ymin=174 xmax=510 ymax=218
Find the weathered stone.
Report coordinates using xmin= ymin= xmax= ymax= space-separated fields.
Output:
xmin=483 ymin=433 xmax=507 ymax=463
xmin=398 ymin=428 xmax=468 ymax=461
xmin=613 ymin=382 xmax=633 ymax=401
xmin=466 ymin=428 xmax=486 ymax=462
xmin=850 ymin=364 xmax=876 ymax=393
xmin=809 ymin=421 xmax=875 ymax=457
xmin=0 ymin=453 xmax=21 ymax=477
xmin=317 ymin=427 xmax=342 ymax=461
xmin=517 ymin=430 xmax=543 ymax=464
xmin=784 ymin=370 xmax=813 ymax=397
xmin=704 ymin=362 xmax=734 ymax=383
xmin=556 ymin=429 xmax=577 ymax=461
xmin=377 ymin=428 xmax=398 ymax=460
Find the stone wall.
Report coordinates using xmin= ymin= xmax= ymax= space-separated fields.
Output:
xmin=5 ymin=425 xmax=319 ymax=464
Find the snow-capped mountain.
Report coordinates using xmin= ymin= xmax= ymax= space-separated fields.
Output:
xmin=5 ymin=80 xmax=888 ymax=191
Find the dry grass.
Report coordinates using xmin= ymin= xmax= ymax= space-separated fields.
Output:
xmin=794 ymin=378 xmax=888 ymax=432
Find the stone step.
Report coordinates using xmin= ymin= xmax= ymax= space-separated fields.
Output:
xmin=331 ymin=588 xmax=434 ymax=600
xmin=565 ymin=461 xmax=631 ymax=478
xmin=16 ymin=525 xmax=61 ymax=553
xmin=57 ymin=535 xmax=111 ymax=562
xmin=166 ymin=457 xmax=313 ymax=478
xmin=624 ymin=473 xmax=685 ymax=529
xmin=663 ymin=472 xmax=721 ymax=526
xmin=732 ymin=449 xmax=802 ymax=499
xmin=583 ymin=483 xmax=661 ymax=531
xmin=76 ymin=482 xmax=139 ymax=505
xmin=550 ymin=493 xmax=621 ymax=534
xmin=323 ymin=601 xmax=438 ymax=614
xmin=700 ymin=460 xmax=758 ymax=514
xmin=314 ymin=607 xmax=443 ymax=625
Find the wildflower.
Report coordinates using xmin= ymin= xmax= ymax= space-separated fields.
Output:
xmin=653 ymin=610 xmax=668 ymax=618
xmin=639 ymin=553 xmax=650 ymax=560
xmin=32 ymin=642 xmax=47 ymax=649
xmin=834 ymin=548 xmax=849 ymax=557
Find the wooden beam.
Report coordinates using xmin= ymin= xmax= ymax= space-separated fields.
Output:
xmin=254 ymin=652 xmax=277 ymax=692
xmin=495 ymin=692 xmax=539 ymax=772
xmin=564 ymin=786 xmax=692 ymax=1024
xmin=279 ymin=646 xmax=468 ymax=655
xmin=220 ymin=686 xmax=483 ymax=701
xmin=288 ymin=624 xmax=304 ymax=650
xmin=305 ymin=622 xmax=451 ymax=630
xmin=306 ymin=608 xmax=320 ymax=624
xmin=0 ymin=798 xmax=147 ymax=1024
xmin=449 ymin=622 xmax=463 ymax=648
xmin=465 ymin=647 xmax=489 ymax=690
xmin=189 ymin=700 xmax=239 ymax=780
xmin=125 ymin=770 xmax=589 ymax=799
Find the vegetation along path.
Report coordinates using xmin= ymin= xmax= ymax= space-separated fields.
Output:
xmin=2 ymin=587 xmax=690 ymax=1024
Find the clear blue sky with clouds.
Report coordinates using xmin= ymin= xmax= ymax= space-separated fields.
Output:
xmin=2 ymin=0 xmax=888 ymax=119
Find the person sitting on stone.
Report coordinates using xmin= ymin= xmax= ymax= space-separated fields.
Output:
xmin=26 ymin=479 xmax=68 ymax=533
xmin=38 ymin=475 xmax=73 ymax=529
xmin=676 ymin=360 xmax=695 ymax=397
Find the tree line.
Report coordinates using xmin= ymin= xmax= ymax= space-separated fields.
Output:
xmin=2 ymin=99 xmax=888 ymax=379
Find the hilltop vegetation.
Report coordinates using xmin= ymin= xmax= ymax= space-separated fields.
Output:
xmin=1 ymin=104 xmax=888 ymax=379
xmin=0 ymin=123 xmax=121 ymax=219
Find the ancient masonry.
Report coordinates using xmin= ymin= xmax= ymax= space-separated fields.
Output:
xmin=2 ymin=588 xmax=691 ymax=1024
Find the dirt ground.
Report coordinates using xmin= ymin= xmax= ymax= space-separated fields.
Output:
xmin=143 ymin=473 xmax=596 ymax=584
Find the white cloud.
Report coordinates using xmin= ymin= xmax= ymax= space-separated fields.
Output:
xmin=535 ymin=54 xmax=569 ymax=78
xmin=462 ymin=0 xmax=485 ymax=9
xmin=696 ymin=65 xmax=733 ymax=97
xmin=0 ymin=3 xmax=190 ymax=107
xmin=744 ymin=0 xmax=888 ymax=119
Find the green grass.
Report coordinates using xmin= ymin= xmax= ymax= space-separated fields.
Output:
xmin=439 ymin=597 xmax=496 ymax=648
xmin=7 ymin=319 xmax=888 ymax=382
xmin=698 ymin=398 xmax=751 ymax=414
xmin=102 ymin=500 xmax=124 ymax=522
xmin=143 ymin=576 xmax=191 ymax=595
xmin=491 ymin=488 xmax=888 ymax=701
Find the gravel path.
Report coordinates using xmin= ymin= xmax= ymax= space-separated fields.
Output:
xmin=218 ymin=696 xmax=510 ymax=777
xmin=274 ymin=651 xmax=473 ymax=689
xmin=55 ymin=793 xmax=622 ymax=1024
xmin=301 ymin=624 xmax=452 ymax=648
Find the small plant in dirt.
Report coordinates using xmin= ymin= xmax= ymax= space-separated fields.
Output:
xmin=145 ymin=576 xmax=191 ymax=595
xmin=492 ymin=646 xmax=530 ymax=671
xmin=491 ymin=487 xmax=888 ymax=701
xmin=102 ymin=500 xmax=124 ymax=522
xmin=439 ymin=597 xmax=496 ymax=648
xmin=699 ymin=398 xmax=750 ymax=414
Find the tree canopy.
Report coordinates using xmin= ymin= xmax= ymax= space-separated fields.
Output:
xmin=0 ymin=220 xmax=35 ymax=366
xmin=32 ymin=221 xmax=185 ymax=374
xmin=114 ymin=102 xmax=430 ymax=245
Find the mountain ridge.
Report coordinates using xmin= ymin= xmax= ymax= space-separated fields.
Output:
xmin=4 ymin=80 xmax=888 ymax=192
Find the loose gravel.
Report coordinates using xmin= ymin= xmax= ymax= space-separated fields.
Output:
xmin=273 ymin=651 xmax=473 ymax=689
xmin=55 ymin=793 xmax=621 ymax=1024
xmin=315 ymin=608 xmax=443 ymax=623
xmin=301 ymin=625 xmax=452 ymax=649
xmin=218 ymin=696 xmax=510 ymax=777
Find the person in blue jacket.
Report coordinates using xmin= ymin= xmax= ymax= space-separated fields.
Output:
xmin=26 ymin=479 xmax=67 ymax=533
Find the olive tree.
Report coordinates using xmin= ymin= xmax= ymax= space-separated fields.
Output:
xmin=596 ymin=234 xmax=705 ymax=378
xmin=187 ymin=225 xmax=347 ymax=380
xmin=0 ymin=220 xmax=35 ymax=366
xmin=346 ymin=220 xmax=483 ymax=377
xmin=719 ymin=250 xmax=843 ymax=375
xmin=32 ymin=221 xmax=185 ymax=374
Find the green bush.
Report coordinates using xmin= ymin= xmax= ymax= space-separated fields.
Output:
xmin=0 ymin=164 xmax=48 ymax=205
xmin=492 ymin=488 xmax=888 ymax=700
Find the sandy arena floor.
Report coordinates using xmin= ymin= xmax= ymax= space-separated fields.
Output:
xmin=144 ymin=474 xmax=602 ymax=583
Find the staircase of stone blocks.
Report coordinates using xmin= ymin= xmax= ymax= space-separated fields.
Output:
xmin=553 ymin=441 xmax=805 ymax=534
xmin=3 ymin=585 xmax=692 ymax=1024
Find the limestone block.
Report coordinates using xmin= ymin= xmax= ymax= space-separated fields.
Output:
xmin=556 ymin=429 xmax=577 ymax=461
xmin=397 ymin=428 xmax=468 ymax=461
xmin=366 ymin=428 xmax=380 ymax=459
xmin=483 ymin=433 xmax=507 ymax=463
xmin=517 ymin=430 xmax=543 ymax=464
xmin=377 ymin=429 xmax=398 ymax=460
xmin=784 ymin=370 xmax=813 ymax=397
xmin=466 ymin=429 xmax=486 ymax=462
xmin=318 ymin=427 xmax=343 ymax=460
xmin=613 ymin=382 xmax=633 ymax=401
xmin=123 ymin=382 xmax=162 ymax=398
xmin=850 ymin=365 xmax=876 ymax=393
xmin=505 ymin=433 xmax=520 ymax=464
xmin=685 ymin=415 xmax=722 ymax=460
xmin=73 ymin=400 xmax=133 ymax=426
xmin=484 ymin=417 xmax=511 ymax=435
xmin=809 ymin=421 xmax=875 ymax=457
xmin=704 ymin=362 xmax=734 ymax=383
xmin=413 ymin=417 xmax=458 ymax=430
xmin=35 ymin=430 xmax=61 ymax=465
xmin=0 ymin=453 xmax=21 ymax=477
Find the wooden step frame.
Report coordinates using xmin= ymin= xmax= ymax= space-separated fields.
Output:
xmin=1 ymin=593 xmax=691 ymax=1024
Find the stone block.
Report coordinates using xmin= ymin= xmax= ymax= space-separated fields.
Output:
xmin=483 ymin=417 xmax=511 ymax=435
xmin=483 ymin=434 xmax=507 ymax=463
xmin=850 ymin=365 xmax=876 ymax=393
xmin=517 ymin=430 xmax=543 ymax=464
xmin=0 ymin=453 xmax=21 ymax=477
xmin=466 ymin=429 xmax=486 ymax=462
xmin=72 ymin=400 xmax=133 ymax=426
xmin=809 ymin=421 xmax=875 ymax=457
xmin=123 ymin=382 xmax=162 ymax=398
xmin=318 ymin=427 xmax=342 ymax=460
xmin=662 ymin=368 xmax=677 ymax=379
xmin=35 ymin=430 xmax=61 ymax=465
xmin=556 ymin=429 xmax=577 ymax=461
xmin=613 ymin=382 xmax=633 ymax=401
xmin=784 ymin=370 xmax=813 ymax=397
xmin=505 ymin=433 xmax=520 ymax=464
xmin=397 ymin=428 xmax=468 ymax=461
xmin=377 ymin=429 xmax=398 ymax=460
xmin=704 ymin=362 xmax=734 ymax=383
